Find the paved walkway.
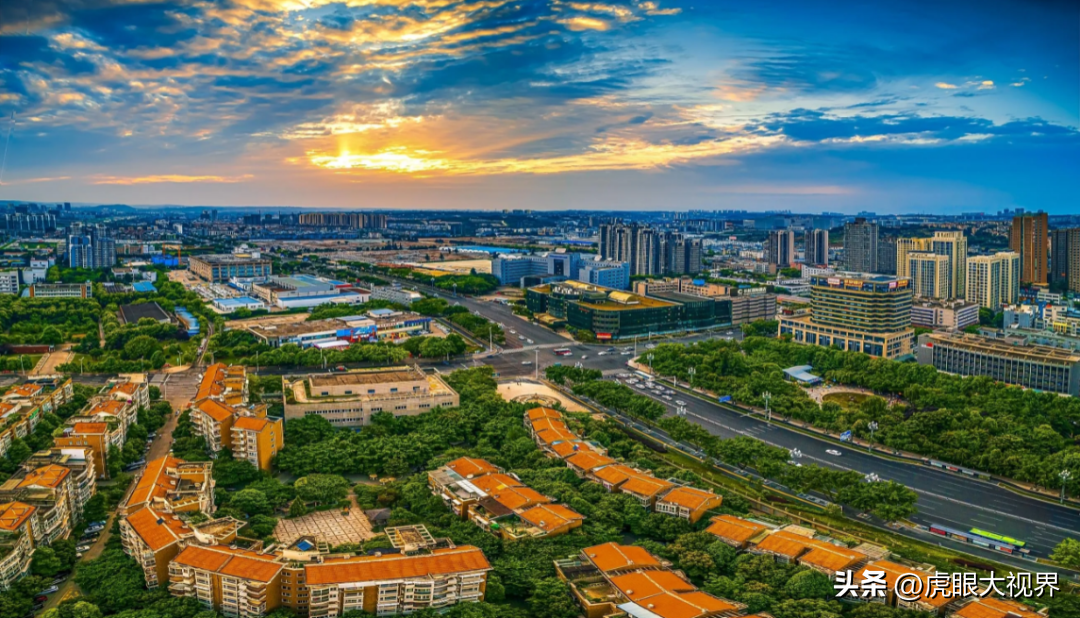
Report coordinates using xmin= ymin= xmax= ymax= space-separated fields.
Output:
xmin=274 ymin=496 xmax=376 ymax=548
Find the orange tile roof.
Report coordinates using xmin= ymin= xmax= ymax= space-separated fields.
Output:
xmin=550 ymin=440 xmax=596 ymax=458
xmin=658 ymin=486 xmax=722 ymax=511
xmin=0 ymin=502 xmax=36 ymax=531
xmin=127 ymin=456 xmax=185 ymax=507
xmin=798 ymin=542 xmax=865 ymax=572
xmin=18 ymin=464 xmax=70 ymax=489
xmin=488 ymin=486 xmax=552 ymax=512
xmin=124 ymin=506 xmax=190 ymax=551
xmin=8 ymin=384 xmax=42 ymax=398
xmin=535 ymin=428 xmax=578 ymax=445
xmin=610 ymin=570 xmax=742 ymax=618
xmin=0 ymin=402 xmax=18 ymax=416
xmin=953 ymin=597 xmax=1042 ymax=618
xmin=705 ymin=515 xmax=767 ymax=545
xmin=583 ymin=543 xmax=662 ymax=574
xmin=526 ymin=407 xmax=562 ymax=421
xmin=195 ymin=398 xmax=235 ymax=423
xmin=754 ymin=530 xmax=816 ymax=559
xmin=591 ymin=464 xmax=640 ymax=486
xmin=620 ymin=475 xmax=675 ymax=499
xmin=196 ymin=364 xmax=228 ymax=400
xmin=517 ymin=503 xmax=584 ymax=532
xmin=110 ymin=382 xmax=139 ymax=397
xmin=89 ymin=400 xmax=127 ymax=416
xmin=468 ymin=473 xmax=524 ymax=492
xmin=530 ymin=417 xmax=569 ymax=433
xmin=566 ymin=451 xmax=616 ymax=472
xmin=173 ymin=544 xmax=282 ymax=582
xmin=232 ymin=416 xmax=271 ymax=432
xmin=71 ymin=422 xmax=108 ymax=435
xmin=445 ymin=457 xmax=499 ymax=479
xmin=853 ymin=561 xmax=923 ymax=593
xmin=305 ymin=546 xmax=490 ymax=585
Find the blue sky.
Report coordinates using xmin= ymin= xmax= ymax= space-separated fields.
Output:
xmin=0 ymin=0 xmax=1076 ymax=212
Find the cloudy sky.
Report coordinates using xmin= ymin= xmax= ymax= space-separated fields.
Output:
xmin=0 ymin=0 xmax=1076 ymax=212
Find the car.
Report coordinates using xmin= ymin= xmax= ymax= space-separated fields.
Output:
xmin=91 ymin=520 xmax=106 ymax=526
xmin=662 ymin=395 xmax=673 ymax=401
xmin=788 ymin=460 xmax=803 ymax=467
xmin=34 ymin=596 xmax=48 ymax=604
xmin=607 ymin=347 xmax=617 ymax=352
xmin=580 ymin=355 xmax=587 ymax=359
xmin=39 ymin=586 xmax=59 ymax=595
xmin=621 ymin=350 xmax=633 ymax=355
xmin=510 ymin=329 xmax=516 ymax=334
xmin=81 ymin=532 xmax=99 ymax=541
xmin=76 ymin=545 xmax=92 ymax=552
xmin=598 ymin=351 xmax=607 ymax=356
xmin=521 ymin=361 xmax=532 ymax=365
xmin=334 ymin=365 xmax=347 ymax=372
xmin=826 ymin=449 xmax=843 ymax=456
xmin=518 ymin=335 xmax=525 ymax=340
xmin=526 ymin=339 xmax=533 ymax=344
xmin=675 ymin=400 xmax=687 ymax=406
xmin=86 ymin=525 xmax=104 ymax=532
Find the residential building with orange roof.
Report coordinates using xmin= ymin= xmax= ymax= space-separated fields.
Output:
xmin=230 ymin=414 xmax=283 ymax=472
xmin=608 ymin=564 xmax=745 ymax=618
xmin=121 ymin=505 xmax=244 ymax=590
xmin=704 ymin=515 xmax=769 ymax=549
xmin=550 ymin=439 xmax=599 ymax=459
xmin=295 ymin=545 xmax=491 ymax=617
xmin=656 ymin=486 xmax=723 ymax=523
xmin=24 ymin=447 xmax=97 ymax=517
xmin=86 ymin=398 xmax=137 ymax=433
xmin=123 ymin=456 xmax=216 ymax=516
xmin=619 ymin=474 xmax=676 ymax=508
xmin=566 ymin=451 xmax=616 ymax=477
xmin=55 ymin=422 xmax=113 ymax=478
xmin=0 ymin=464 xmax=76 ymax=545
xmin=525 ymin=407 xmax=562 ymax=423
xmin=516 ymin=504 xmax=585 ymax=537
xmin=589 ymin=464 xmax=643 ymax=491
xmin=580 ymin=543 xmax=663 ymax=576
xmin=169 ymin=544 xmax=284 ymax=615
xmin=106 ymin=378 xmax=150 ymax=410
xmin=751 ymin=529 xmax=819 ymax=563
xmin=897 ymin=571 xmax=969 ymax=615
xmin=444 ymin=457 xmax=500 ymax=481
xmin=192 ymin=397 xmax=238 ymax=453
xmin=0 ymin=501 xmax=39 ymax=590
xmin=197 ymin=363 xmax=249 ymax=405
xmin=950 ymin=597 xmax=1045 ymax=618
xmin=797 ymin=541 xmax=867 ymax=576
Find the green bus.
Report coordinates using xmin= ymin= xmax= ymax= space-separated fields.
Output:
xmin=969 ymin=528 xmax=1026 ymax=548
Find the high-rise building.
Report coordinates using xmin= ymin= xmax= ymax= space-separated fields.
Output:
xmin=767 ymin=230 xmax=796 ymax=269
xmin=297 ymin=212 xmax=388 ymax=229
xmin=67 ymin=224 xmax=115 ymax=269
xmin=804 ymin=229 xmax=829 ymax=267
xmin=778 ymin=273 xmax=914 ymax=358
xmin=1010 ymin=212 xmax=1049 ymax=285
xmin=90 ymin=224 xmax=116 ymax=269
xmin=843 ymin=218 xmax=878 ymax=273
xmin=876 ymin=235 xmax=897 ymax=275
xmin=599 ymin=224 xmax=699 ymax=276
xmin=895 ymin=231 xmax=967 ymax=298
xmin=966 ymin=252 xmax=1021 ymax=310
xmin=1050 ymin=228 xmax=1080 ymax=293
xmin=908 ymin=252 xmax=952 ymax=300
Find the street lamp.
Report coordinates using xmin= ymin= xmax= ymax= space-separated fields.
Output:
xmin=1061 ymin=469 xmax=1072 ymax=504
xmin=647 ymin=353 xmax=654 ymax=375
xmin=19 ymin=355 xmax=24 ymax=376
xmin=867 ymin=421 xmax=878 ymax=452
xmin=687 ymin=366 xmax=696 ymax=388
xmin=762 ymin=391 xmax=772 ymax=422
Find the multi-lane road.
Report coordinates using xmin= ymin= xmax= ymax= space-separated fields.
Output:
xmin=440 ymin=291 xmax=1080 ymax=561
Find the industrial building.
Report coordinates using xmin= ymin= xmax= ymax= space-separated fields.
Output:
xmin=251 ymin=275 xmax=368 ymax=309
xmin=189 ymin=253 xmax=273 ymax=283
xmin=244 ymin=311 xmax=430 ymax=348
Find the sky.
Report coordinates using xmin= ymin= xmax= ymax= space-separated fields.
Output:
xmin=0 ymin=0 xmax=1077 ymax=213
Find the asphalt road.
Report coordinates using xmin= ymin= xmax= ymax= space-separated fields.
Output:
xmin=619 ymin=377 xmax=1080 ymax=558
xmin=441 ymin=290 xmax=1080 ymax=560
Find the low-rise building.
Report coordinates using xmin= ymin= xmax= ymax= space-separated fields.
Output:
xmin=230 ymin=416 xmax=284 ymax=472
xmin=369 ymin=285 xmax=422 ymax=306
xmin=244 ymin=312 xmax=430 ymax=348
xmin=28 ymin=282 xmax=93 ymax=298
xmin=189 ymin=253 xmax=273 ymax=283
xmin=916 ymin=332 xmax=1080 ymax=396
xmin=251 ymin=275 xmax=367 ymax=309
xmin=654 ymin=486 xmax=723 ymax=523
xmin=704 ymin=515 xmax=769 ymax=549
xmin=284 ymin=367 xmax=459 ymax=428
xmin=911 ymin=299 xmax=980 ymax=331
xmin=951 ymin=597 xmax=1045 ymax=618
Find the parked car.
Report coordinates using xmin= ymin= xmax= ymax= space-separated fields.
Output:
xmin=76 ymin=545 xmax=92 ymax=552
xmin=521 ymin=361 xmax=532 ymax=365
xmin=38 ymin=586 xmax=59 ymax=595
xmin=34 ymin=596 xmax=48 ymax=604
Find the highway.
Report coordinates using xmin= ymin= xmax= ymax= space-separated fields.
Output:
xmin=439 ymin=291 xmax=1080 ymax=560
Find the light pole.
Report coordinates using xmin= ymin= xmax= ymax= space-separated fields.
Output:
xmin=534 ymin=348 xmax=538 ymax=381
xmin=256 ymin=350 xmax=260 ymax=373
xmin=647 ymin=353 xmax=654 ymax=375
xmin=1061 ymin=469 xmax=1072 ymax=504
xmin=688 ymin=366 xmax=696 ymax=388
xmin=762 ymin=391 xmax=772 ymax=422
xmin=452 ymin=283 xmax=457 ymax=297
xmin=19 ymin=355 xmax=24 ymax=376
xmin=867 ymin=421 xmax=878 ymax=452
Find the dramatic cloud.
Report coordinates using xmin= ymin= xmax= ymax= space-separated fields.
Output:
xmin=0 ymin=0 xmax=1076 ymax=212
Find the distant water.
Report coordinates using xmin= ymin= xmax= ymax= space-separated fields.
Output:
xmin=453 ymin=245 xmax=528 ymax=255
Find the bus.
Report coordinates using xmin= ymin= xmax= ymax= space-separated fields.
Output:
xmin=927 ymin=523 xmax=1026 ymax=554
xmin=553 ymin=348 xmax=572 ymax=356
xmin=969 ymin=528 xmax=1026 ymax=548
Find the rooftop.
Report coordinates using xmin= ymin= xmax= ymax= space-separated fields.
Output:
xmin=308 ymin=367 xmax=426 ymax=387
xmin=517 ymin=503 xmax=585 ymax=532
xmin=191 ymin=253 xmax=270 ymax=264
xmin=658 ymin=486 xmax=721 ymax=511
xmin=305 ymin=546 xmax=490 ymax=585
xmin=173 ymin=544 xmax=282 ymax=583
xmin=125 ymin=506 xmax=190 ymax=551
xmin=705 ymin=515 xmax=768 ymax=545
xmin=119 ymin=302 xmax=170 ymax=324
xmin=444 ymin=457 xmax=500 ymax=479
xmin=582 ymin=542 xmax=662 ymax=574
xmin=924 ymin=332 xmax=1080 ymax=364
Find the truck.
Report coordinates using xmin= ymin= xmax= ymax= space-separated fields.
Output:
xmin=718 ymin=395 xmax=732 ymax=403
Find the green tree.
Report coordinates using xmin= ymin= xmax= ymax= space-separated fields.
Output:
xmin=1051 ymin=538 xmax=1080 ymax=568
xmin=41 ymin=326 xmax=64 ymax=345
xmin=294 ymin=474 xmax=351 ymax=505
xmin=527 ymin=577 xmax=579 ymax=618
xmin=31 ymin=546 xmax=64 ymax=578
xmin=229 ymin=489 xmax=273 ymax=516
xmin=244 ymin=514 xmax=279 ymax=538
xmin=771 ymin=598 xmax=844 ymax=618
xmin=123 ymin=335 xmax=160 ymax=360
xmin=289 ymin=497 xmax=309 ymax=517
xmin=783 ymin=568 xmax=834 ymax=599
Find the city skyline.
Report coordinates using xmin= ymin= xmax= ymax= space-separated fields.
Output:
xmin=1 ymin=0 xmax=1077 ymax=212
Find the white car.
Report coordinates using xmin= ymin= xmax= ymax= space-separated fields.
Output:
xmin=521 ymin=361 xmax=532 ymax=365
xmin=598 ymin=352 xmax=607 ymax=356
xmin=675 ymin=400 xmax=687 ymax=406
xmin=518 ymin=335 xmax=525 ymax=340
xmin=580 ymin=355 xmax=588 ymax=360
xmin=526 ymin=339 xmax=533 ymax=344
xmin=621 ymin=350 xmax=633 ymax=355
xmin=510 ymin=330 xmax=516 ymax=334
xmin=662 ymin=395 xmax=673 ymax=401
xmin=826 ymin=449 xmax=843 ymax=456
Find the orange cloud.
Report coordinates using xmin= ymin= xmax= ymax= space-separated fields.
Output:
xmin=91 ymin=174 xmax=254 ymax=185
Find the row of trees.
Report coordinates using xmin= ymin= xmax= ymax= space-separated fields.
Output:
xmin=644 ymin=336 xmax=1080 ymax=492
